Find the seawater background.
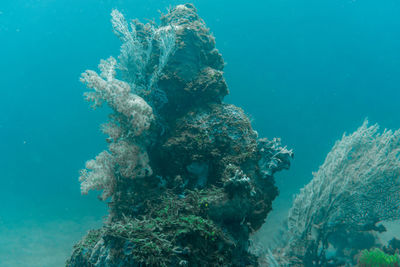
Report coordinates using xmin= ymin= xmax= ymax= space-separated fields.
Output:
xmin=1 ymin=0 xmax=400 ymax=265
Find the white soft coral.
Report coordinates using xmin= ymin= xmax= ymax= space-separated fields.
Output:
xmin=79 ymin=151 xmax=115 ymax=200
xmin=79 ymin=56 xmax=154 ymax=198
xmin=80 ymin=56 xmax=154 ymax=136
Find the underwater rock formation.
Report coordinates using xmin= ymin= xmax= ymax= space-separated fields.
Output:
xmin=67 ymin=4 xmax=292 ymax=266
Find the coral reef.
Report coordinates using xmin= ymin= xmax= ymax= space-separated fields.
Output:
xmin=67 ymin=4 xmax=292 ymax=266
xmin=270 ymin=121 xmax=400 ymax=266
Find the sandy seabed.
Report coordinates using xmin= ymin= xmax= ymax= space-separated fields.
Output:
xmin=0 ymin=216 xmax=102 ymax=267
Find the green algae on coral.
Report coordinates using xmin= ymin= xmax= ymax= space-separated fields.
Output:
xmin=358 ymin=248 xmax=400 ymax=267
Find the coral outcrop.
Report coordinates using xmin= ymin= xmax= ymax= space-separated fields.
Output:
xmin=67 ymin=4 xmax=292 ymax=266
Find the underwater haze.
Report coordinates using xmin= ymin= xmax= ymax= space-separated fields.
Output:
xmin=1 ymin=0 xmax=400 ymax=266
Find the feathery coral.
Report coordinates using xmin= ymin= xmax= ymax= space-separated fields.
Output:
xmin=281 ymin=120 xmax=400 ymax=265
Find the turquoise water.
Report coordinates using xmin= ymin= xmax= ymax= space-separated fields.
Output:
xmin=1 ymin=0 xmax=400 ymax=265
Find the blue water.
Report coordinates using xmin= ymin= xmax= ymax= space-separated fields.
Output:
xmin=1 ymin=0 xmax=400 ymax=265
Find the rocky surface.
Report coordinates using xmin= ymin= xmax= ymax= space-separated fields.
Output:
xmin=67 ymin=4 xmax=292 ymax=267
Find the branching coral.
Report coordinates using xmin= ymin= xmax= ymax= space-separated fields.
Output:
xmin=79 ymin=150 xmax=115 ymax=200
xmin=275 ymin=120 xmax=400 ymax=266
xmin=81 ymin=57 xmax=154 ymax=136
xmin=78 ymin=56 xmax=154 ymax=201
xmin=111 ymin=9 xmax=176 ymax=93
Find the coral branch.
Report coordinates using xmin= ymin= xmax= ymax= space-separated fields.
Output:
xmin=280 ymin=120 xmax=400 ymax=265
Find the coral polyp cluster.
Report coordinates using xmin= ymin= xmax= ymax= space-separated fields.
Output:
xmin=67 ymin=4 xmax=292 ymax=266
